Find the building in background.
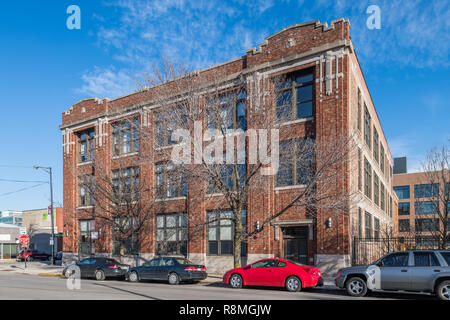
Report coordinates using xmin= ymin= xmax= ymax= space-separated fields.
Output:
xmin=393 ymin=157 xmax=449 ymax=248
xmin=60 ymin=19 xmax=395 ymax=274
xmin=0 ymin=223 xmax=20 ymax=260
xmin=0 ymin=211 xmax=22 ymax=226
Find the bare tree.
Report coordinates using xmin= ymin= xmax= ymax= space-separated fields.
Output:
xmin=419 ymin=141 xmax=450 ymax=249
xmin=135 ymin=57 xmax=358 ymax=268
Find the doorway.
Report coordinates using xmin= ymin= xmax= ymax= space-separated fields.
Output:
xmin=282 ymin=227 xmax=308 ymax=265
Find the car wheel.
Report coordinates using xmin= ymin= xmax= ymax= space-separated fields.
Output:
xmin=28 ymin=257 xmax=33 ymax=262
xmin=229 ymin=274 xmax=243 ymax=289
xmin=48 ymin=256 xmax=52 ymax=261
xmin=95 ymin=269 xmax=105 ymax=281
xmin=285 ymin=276 xmax=302 ymax=292
xmin=436 ymin=280 xmax=450 ymax=301
xmin=128 ymin=271 xmax=139 ymax=283
xmin=168 ymin=272 xmax=180 ymax=285
xmin=345 ymin=277 xmax=368 ymax=297
xmin=64 ymin=269 xmax=72 ymax=279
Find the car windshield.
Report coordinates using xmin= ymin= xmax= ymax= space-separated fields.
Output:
xmin=175 ymin=258 xmax=193 ymax=265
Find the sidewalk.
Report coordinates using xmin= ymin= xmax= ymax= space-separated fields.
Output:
xmin=0 ymin=261 xmax=63 ymax=277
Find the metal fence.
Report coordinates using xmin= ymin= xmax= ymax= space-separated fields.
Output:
xmin=352 ymin=237 xmax=440 ymax=266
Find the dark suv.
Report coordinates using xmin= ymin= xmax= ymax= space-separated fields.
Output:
xmin=336 ymin=250 xmax=450 ymax=300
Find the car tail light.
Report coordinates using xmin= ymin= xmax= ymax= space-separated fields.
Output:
xmin=200 ymin=267 xmax=206 ymax=271
xmin=108 ymin=264 xmax=118 ymax=268
xmin=184 ymin=266 xmax=197 ymax=271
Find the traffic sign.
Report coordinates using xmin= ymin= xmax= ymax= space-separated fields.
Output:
xmin=19 ymin=227 xmax=27 ymax=235
xmin=19 ymin=235 xmax=30 ymax=247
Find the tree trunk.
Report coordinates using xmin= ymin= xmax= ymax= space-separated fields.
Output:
xmin=233 ymin=208 xmax=242 ymax=268
xmin=119 ymin=242 xmax=126 ymax=264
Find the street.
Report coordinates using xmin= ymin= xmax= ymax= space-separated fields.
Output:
xmin=0 ymin=272 xmax=435 ymax=300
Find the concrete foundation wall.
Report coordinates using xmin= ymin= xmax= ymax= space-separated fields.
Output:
xmin=315 ymin=254 xmax=351 ymax=276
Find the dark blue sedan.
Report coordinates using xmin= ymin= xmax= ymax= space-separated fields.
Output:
xmin=126 ymin=257 xmax=207 ymax=284
xmin=63 ymin=257 xmax=130 ymax=281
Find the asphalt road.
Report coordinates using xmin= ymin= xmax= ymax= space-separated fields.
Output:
xmin=0 ymin=272 xmax=436 ymax=300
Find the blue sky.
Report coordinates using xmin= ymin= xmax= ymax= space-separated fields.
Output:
xmin=0 ymin=0 xmax=449 ymax=211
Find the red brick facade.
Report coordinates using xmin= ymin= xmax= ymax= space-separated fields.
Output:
xmin=60 ymin=19 xmax=394 ymax=274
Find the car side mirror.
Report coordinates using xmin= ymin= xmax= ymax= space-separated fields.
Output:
xmin=376 ymin=261 xmax=383 ymax=267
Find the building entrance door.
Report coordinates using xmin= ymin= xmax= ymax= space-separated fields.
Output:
xmin=282 ymin=227 xmax=308 ymax=265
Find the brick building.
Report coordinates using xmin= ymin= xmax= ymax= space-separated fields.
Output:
xmin=393 ymin=164 xmax=449 ymax=247
xmin=60 ymin=19 xmax=394 ymax=275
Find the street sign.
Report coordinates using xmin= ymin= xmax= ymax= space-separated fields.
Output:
xmin=19 ymin=235 xmax=29 ymax=247
xmin=19 ymin=227 xmax=27 ymax=235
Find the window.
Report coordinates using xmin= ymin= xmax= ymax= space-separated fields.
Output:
xmin=112 ymin=167 xmax=140 ymax=200
xmin=154 ymin=105 xmax=187 ymax=147
xmin=79 ymin=220 xmax=95 ymax=255
xmin=364 ymin=158 xmax=372 ymax=199
xmin=390 ymin=196 xmax=393 ymax=218
xmin=358 ymin=208 xmax=363 ymax=238
xmin=207 ymin=210 xmax=247 ymax=256
xmin=275 ymin=70 xmax=314 ymax=121
xmin=78 ymin=175 xmax=94 ymax=207
xmin=413 ymin=252 xmax=440 ymax=267
xmin=357 ymin=88 xmax=362 ymax=132
xmin=364 ymin=104 xmax=371 ymax=149
xmin=381 ymin=252 xmax=409 ymax=267
xmin=399 ymin=219 xmax=410 ymax=232
xmin=77 ymin=128 xmax=95 ymax=163
xmin=358 ymin=148 xmax=362 ymax=191
xmin=440 ymin=252 xmax=450 ymax=265
xmin=415 ymin=184 xmax=439 ymax=198
xmin=373 ymin=127 xmax=379 ymax=163
xmin=380 ymin=144 xmax=385 ymax=174
xmin=251 ymin=260 xmax=280 ymax=268
xmin=155 ymin=162 xmax=187 ymax=199
xmin=415 ymin=218 xmax=439 ymax=232
xmin=415 ymin=236 xmax=439 ymax=248
xmin=156 ymin=213 xmax=187 ymax=256
xmin=373 ymin=173 xmax=379 ymax=206
xmin=415 ymin=201 xmax=438 ymax=215
xmin=206 ymin=90 xmax=246 ymax=131
xmin=207 ymin=163 xmax=246 ymax=194
xmin=364 ymin=211 xmax=372 ymax=238
xmin=79 ymin=258 xmax=95 ymax=265
xmin=394 ymin=186 xmax=410 ymax=199
xmin=112 ymin=217 xmax=139 ymax=256
xmin=276 ymin=139 xmax=314 ymax=187
xmin=398 ymin=202 xmax=410 ymax=216
xmin=374 ymin=217 xmax=380 ymax=239
xmin=380 ymin=183 xmax=385 ymax=212
xmin=112 ymin=118 xmax=139 ymax=156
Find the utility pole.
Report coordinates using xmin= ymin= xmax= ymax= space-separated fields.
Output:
xmin=34 ymin=165 xmax=55 ymax=265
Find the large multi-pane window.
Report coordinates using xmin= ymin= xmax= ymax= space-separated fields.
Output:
xmin=77 ymin=128 xmax=95 ymax=163
xmin=357 ymin=88 xmax=362 ymax=132
xmin=415 ymin=184 xmax=439 ymax=198
xmin=358 ymin=208 xmax=363 ymax=238
xmin=277 ymin=139 xmax=314 ymax=187
xmin=374 ymin=217 xmax=380 ymax=239
xmin=79 ymin=219 xmax=95 ymax=255
xmin=206 ymin=91 xmax=246 ymax=131
xmin=394 ymin=186 xmax=410 ymax=199
xmin=207 ymin=164 xmax=246 ymax=194
xmin=415 ymin=218 xmax=439 ymax=232
xmin=78 ymin=175 xmax=94 ymax=207
xmin=399 ymin=219 xmax=410 ymax=233
xmin=275 ymin=70 xmax=314 ymax=121
xmin=415 ymin=201 xmax=438 ymax=215
xmin=380 ymin=144 xmax=385 ymax=174
xmin=364 ymin=104 xmax=371 ymax=149
xmin=156 ymin=213 xmax=187 ymax=256
xmin=373 ymin=173 xmax=379 ymax=206
xmin=373 ymin=127 xmax=379 ymax=163
xmin=112 ymin=217 xmax=139 ymax=255
xmin=364 ymin=157 xmax=372 ymax=199
xmin=155 ymin=162 xmax=187 ymax=199
xmin=365 ymin=211 xmax=372 ymax=238
xmin=154 ymin=105 xmax=187 ymax=147
xmin=398 ymin=202 xmax=410 ymax=216
xmin=112 ymin=118 xmax=139 ymax=156
xmin=112 ymin=167 xmax=140 ymax=199
xmin=380 ymin=183 xmax=385 ymax=212
xmin=358 ymin=148 xmax=362 ymax=191
xmin=207 ymin=210 xmax=247 ymax=256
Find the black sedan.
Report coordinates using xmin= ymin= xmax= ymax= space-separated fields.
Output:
xmin=126 ymin=257 xmax=207 ymax=284
xmin=63 ymin=257 xmax=130 ymax=281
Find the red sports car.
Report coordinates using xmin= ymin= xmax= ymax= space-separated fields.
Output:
xmin=223 ymin=258 xmax=323 ymax=292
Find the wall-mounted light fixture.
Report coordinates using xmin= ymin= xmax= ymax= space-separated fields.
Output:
xmin=326 ymin=217 xmax=332 ymax=228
